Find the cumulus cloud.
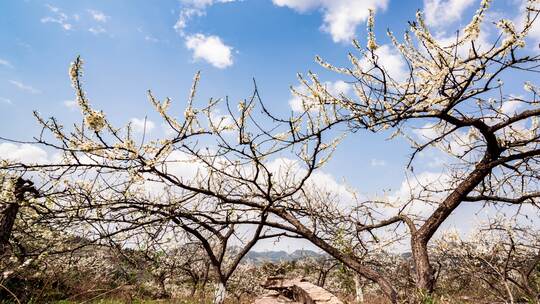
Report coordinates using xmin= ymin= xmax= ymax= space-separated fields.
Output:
xmin=500 ymin=97 xmax=523 ymax=115
xmin=387 ymin=171 xmax=452 ymax=218
xmin=423 ymin=0 xmax=476 ymax=27
xmin=174 ymin=1 xmax=238 ymax=69
xmin=289 ymin=80 xmax=351 ymax=112
xmin=359 ymin=44 xmax=408 ymax=81
xmin=272 ymin=0 xmax=389 ymax=43
xmin=0 ymin=59 xmax=13 ymax=69
xmin=265 ymin=157 xmax=356 ymax=203
xmin=130 ymin=118 xmax=156 ymax=134
xmin=185 ymin=34 xmax=234 ymax=69
xmin=9 ymin=80 xmax=41 ymax=94
xmin=0 ymin=143 xmax=50 ymax=164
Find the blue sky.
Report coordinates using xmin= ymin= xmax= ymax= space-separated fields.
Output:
xmin=1 ymin=0 xmax=538 ymax=251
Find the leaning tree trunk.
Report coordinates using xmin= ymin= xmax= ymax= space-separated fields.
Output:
xmin=277 ymin=210 xmax=399 ymax=303
xmin=411 ymin=153 xmax=497 ymax=294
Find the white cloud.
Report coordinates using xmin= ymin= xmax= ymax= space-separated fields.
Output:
xmin=41 ymin=16 xmax=72 ymax=30
xmin=209 ymin=108 xmax=235 ymax=134
xmin=423 ymin=0 xmax=476 ymax=27
xmin=174 ymin=8 xmax=204 ymax=34
xmin=9 ymin=80 xmax=41 ymax=94
xmin=0 ymin=143 xmax=49 ymax=164
xmin=88 ymin=26 xmax=107 ymax=35
xmin=130 ymin=118 xmax=156 ymax=134
xmin=0 ymin=59 xmax=13 ymax=69
xmin=272 ymin=0 xmax=389 ymax=43
xmin=500 ymin=97 xmax=522 ymax=115
xmin=185 ymin=34 xmax=234 ymax=69
xmin=518 ymin=0 xmax=540 ymax=45
xmin=175 ymin=0 xmax=239 ymax=34
xmin=87 ymin=9 xmax=110 ymax=23
xmin=41 ymin=4 xmax=73 ymax=31
xmin=0 ymin=97 xmax=13 ymax=105
xmin=265 ymin=157 xmax=355 ymax=203
xmin=289 ymin=80 xmax=351 ymax=112
xmin=175 ymin=1 xmax=238 ymax=68
xmin=144 ymin=35 xmax=159 ymax=43
xmin=370 ymin=159 xmax=387 ymax=167
xmin=359 ymin=44 xmax=408 ymax=81
xmin=63 ymin=100 xmax=78 ymax=110
xmin=387 ymin=171 xmax=452 ymax=218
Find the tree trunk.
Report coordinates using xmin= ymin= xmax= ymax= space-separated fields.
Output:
xmin=0 ymin=202 xmax=20 ymax=256
xmin=411 ymin=236 xmax=434 ymax=293
xmin=213 ymin=281 xmax=227 ymax=304
xmin=277 ymin=211 xmax=399 ymax=303
xmin=189 ymin=276 xmax=199 ymax=297
xmin=0 ymin=178 xmax=38 ymax=256
xmin=412 ymin=154 xmax=497 ymax=295
xmin=354 ymin=273 xmax=365 ymax=304
xmin=157 ymin=275 xmax=170 ymax=299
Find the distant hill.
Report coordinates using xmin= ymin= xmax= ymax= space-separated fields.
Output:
xmin=244 ymin=249 xmax=325 ymax=263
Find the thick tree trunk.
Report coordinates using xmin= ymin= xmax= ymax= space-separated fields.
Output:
xmin=411 ymin=237 xmax=434 ymax=293
xmin=412 ymin=155 xmax=496 ymax=294
xmin=213 ymin=281 xmax=227 ymax=304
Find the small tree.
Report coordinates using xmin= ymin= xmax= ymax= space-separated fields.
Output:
xmin=434 ymin=220 xmax=540 ymax=303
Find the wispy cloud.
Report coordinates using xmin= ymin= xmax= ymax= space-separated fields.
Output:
xmin=144 ymin=35 xmax=160 ymax=43
xmin=87 ymin=9 xmax=110 ymax=23
xmin=89 ymin=26 xmax=107 ymax=35
xmin=0 ymin=59 xmax=13 ymax=69
xmin=9 ymin=80 xmax=41 ymax=94
xmin=41 ymin=4 xmax=73 ymax=30
xmin=63 ymin=100 xmax=78 ymax=110
xmin=370 ymin=159 xmax=387 ymax=167
xmin=0 ymin=97 xmax=13 ymax=105
xmin=174 ymin=0 xmax=239 ymax=34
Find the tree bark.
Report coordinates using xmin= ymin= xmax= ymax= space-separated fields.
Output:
xmin=213 ymin=281 xmax=227 ymax=304
xmin=0 ymin=202 xmax=19 ymax=256
xmin=412 ymin=155 xmax=496 ymax=293
xmin=276 ymin=211 xmax=399 ymax=303
xmin=0 ymin=178 xmax=38 ymax=257
xmin=354 ymin=273 xmax=365 ymax=304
